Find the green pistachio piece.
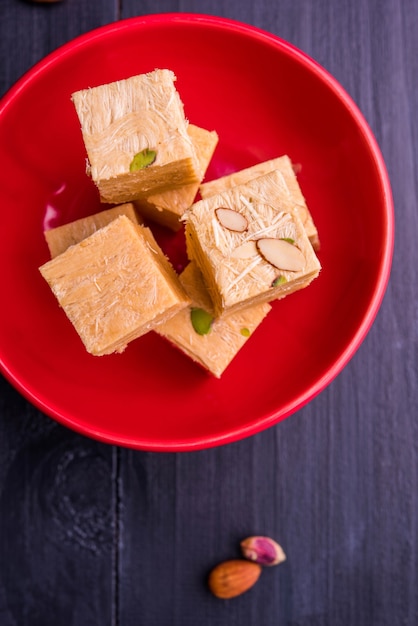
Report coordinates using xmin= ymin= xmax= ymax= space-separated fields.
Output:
xmin=271 ymin=275 xmax=287 ymax=288
xmin=190 ymin=308 xmax=213 ymax=335
xmin=240 ymin=327 xmax=251 ymax=337
xmin=129 ymin=148 xmax=157 ymax=172
xmin=280 ymin=237 xmax=295 ymax=245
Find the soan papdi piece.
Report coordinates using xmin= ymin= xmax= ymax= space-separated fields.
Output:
xmin=44 ymin=203 xmax=142 ymax=258
xmin=134 ymin=125 xmax=219 ymax=231
xmin=200 ymin=155 xmax=320 ymax=250
xmin=183 ymin=169 xmax=321 ymax=316
xmin=71 ymin=70 xmax=199 ymax=204
xmin=39 ymin=215 xmax=190 ymax=356
xmin=156 ymin=263 xmax=271 ymax=378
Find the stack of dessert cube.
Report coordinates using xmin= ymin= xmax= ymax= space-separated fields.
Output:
xmin=39 ymin=69 xmax=321 ymax=378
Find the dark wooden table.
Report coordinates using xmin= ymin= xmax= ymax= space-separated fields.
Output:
xmin=0 ymin=1 xmax=416 ymax=625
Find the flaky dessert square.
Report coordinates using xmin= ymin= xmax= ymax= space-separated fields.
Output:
xmin=44 ymin=203 xmax=142 ymax=258
xmin=200 ymin=155 xmax=320 ymax=250
xmin=39 ymin=215 xmax=190 ymax=356
xmin=71 ymin=69 xmax=199 ymax=204
xmin=156 ymin=262 xmax=271 ymax=378
xmin=134 ymin=124 xmax=218 ymax=231
xmin=183 ymin=169 xmax=321 ymax=316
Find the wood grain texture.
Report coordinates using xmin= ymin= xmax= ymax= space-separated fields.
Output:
xmin=0 ymin=378 xmax=116 ymax=626
xmin=1 ymin=0 xmax=417 ymax=625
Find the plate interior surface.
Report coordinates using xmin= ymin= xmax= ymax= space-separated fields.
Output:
xmin=0 ymin=15 xmax=393 ymax=450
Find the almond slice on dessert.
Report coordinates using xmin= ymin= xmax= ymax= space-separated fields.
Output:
xmin=215 ymin=207 xmax=248 ymax=232
xmin=256 ymin=238 xmax=305 ymax=272
xmin=230 ymin=241 xmax=258 ymax=259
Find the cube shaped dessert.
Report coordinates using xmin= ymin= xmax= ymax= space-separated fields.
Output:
xmin=156 ymin=262 xmax=271 ymax=378
xmin=71 ymin=69 xmax=199 ymax=203
xmin=200 ymin=155 xmax=320 ymax=250
xmin=39 ymin=215 xmax=190 ymax=356
xmin=134 ymin=124 xmax=219 ymax=231
xmin=44 ymin=203 xmax=142 ymax=258
xmin=183 ymin=169 xmax=321 ymax=316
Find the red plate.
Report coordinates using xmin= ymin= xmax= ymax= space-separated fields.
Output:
xmin=0 ymin=14 xmax=393 ymax=450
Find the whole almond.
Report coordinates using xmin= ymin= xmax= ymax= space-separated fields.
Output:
xmin=208 ymin=559 xmax=262 ymax=599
